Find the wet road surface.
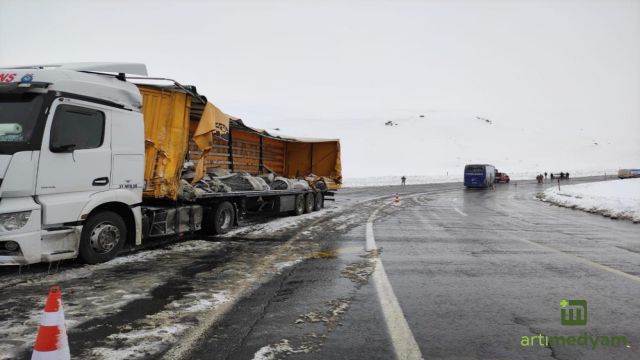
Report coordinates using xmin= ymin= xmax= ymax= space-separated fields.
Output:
xmin=189 ymin=178 xmax=639 ymax=360
xmin=1 ymin=178 xmax=637 ymax=359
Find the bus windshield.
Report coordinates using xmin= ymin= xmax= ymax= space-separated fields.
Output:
xmin=465 ymin=165 xmax=485 ymax=173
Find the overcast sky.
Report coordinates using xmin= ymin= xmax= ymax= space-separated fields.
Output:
xmin=1 ymin=0 xmax=638 ymax=177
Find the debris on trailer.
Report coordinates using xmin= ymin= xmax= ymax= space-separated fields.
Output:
xmin=196 ymin=176 xmax=231 ymax=194
xmin=258 ymin=172 xmax=276 ymax=184
xmin=305 ymin=174 xmax=329 ymax=191
xmin=207 ymin=167 xmax=232 ymax=177
xmin=272 ymin=176 xmax=293 ymax=190
xmin=292 ymin=179 xmax=311 ymax=191
xmin=179 ymin=180 xmax=198 ymax=201
xmin=218 ymin=173 xmax=271 ymax=191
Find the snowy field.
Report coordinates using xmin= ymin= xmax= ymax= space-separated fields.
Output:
xmin=541 ymin=178 xmax=640 ymax=222
xmin=343 ymin=170 xmax=615 ymax=187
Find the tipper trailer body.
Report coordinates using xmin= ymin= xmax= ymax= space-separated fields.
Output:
xmin=0 ymin=63 xmax=341 ymax=265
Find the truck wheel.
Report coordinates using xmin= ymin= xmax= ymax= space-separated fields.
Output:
xmin=292 ymin=194 xmax=305 ymax=216
xmin=304 ymin=193 xmax=314 ymax=213
xmin=79 ymin=211 xmax=126 ymax=264
xmin=211 ymin=201 xmax=235 ymax=235
xmin=314 ymin=192 xmax=324 ymax=211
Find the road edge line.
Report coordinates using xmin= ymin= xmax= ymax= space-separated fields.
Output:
xmin=367 ymin=205 xmax=424 ymax=360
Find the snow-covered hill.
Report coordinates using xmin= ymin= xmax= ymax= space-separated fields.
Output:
xmin=277 ymin=111 xmax=636 ymax=184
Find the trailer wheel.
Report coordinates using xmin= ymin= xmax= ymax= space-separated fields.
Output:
xmin=79 ymin=211 xmax=126 ymax=264
xmin=304 ymin=193 xmax=314 ymax=213
xmin=314 ymin=192 xmax=324 ymax=211
xmin=292 ymin=194 xmax=305 ymax=216
xmin=209 ymin=201 xmax=235 ymax=235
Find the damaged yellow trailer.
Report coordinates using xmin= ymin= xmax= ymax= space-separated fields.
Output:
xmin=138 ymin=85 xmax=341 ymax=199
xmin=136 ymin=83 xmax=341 ymax=236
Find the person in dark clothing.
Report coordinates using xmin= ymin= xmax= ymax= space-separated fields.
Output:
xmin=544 ymin=172 xmax=548 ymax=179
xmin=566 ymin=172 xmax=570 ymax=180
xmin=560 ymin=172 xmax=565 ymax=180
xmin=401 ymin=176 xmax=406 ymax=186
xmin=550 ymin=173 xmax=554 ymax=180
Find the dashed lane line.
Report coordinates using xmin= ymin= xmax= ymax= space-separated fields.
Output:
xmin=367 ymin=205 xmax=424 ymax=360
xmin=453 ymin=207 xmax=467 ymax=217
xmin=518 ymin=237 xmax=640 ymax=284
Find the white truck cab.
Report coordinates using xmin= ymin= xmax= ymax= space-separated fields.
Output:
xmin=0 ymin=63 xmax=146 ymax=265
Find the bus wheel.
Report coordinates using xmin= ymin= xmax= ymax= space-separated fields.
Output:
xmin=292 ymin=194 xmax=305 ymax=216
xmin=304 ymin=193 xmax=315 ymax=213
xmin=211 ymin=201 xmax=235 ymax=235
xmin=79 ymin=211 xmax=126 ymax=264
xmin=314 ymin=192 xmax=324 ymax=211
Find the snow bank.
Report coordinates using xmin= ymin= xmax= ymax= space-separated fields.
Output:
xmin=541 ymin=179 xmax=640 ymax=222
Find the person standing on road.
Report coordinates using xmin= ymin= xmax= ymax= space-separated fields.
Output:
xmin=401 ymin=176 xmax=406 ymax=186
xmin=544 ymin=172 xmax=548 ymax=179
xmin=560 ymin=172 xmax=565 ymax=180
xmin=566 ymin=172 xmax=570 ymax=180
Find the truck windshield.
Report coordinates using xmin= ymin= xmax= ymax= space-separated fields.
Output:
xmin=0 ymin=93 xmax=44 ymax=154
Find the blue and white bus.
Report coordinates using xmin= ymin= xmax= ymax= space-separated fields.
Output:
xmin=464 ymin=164 xmax=496 ymax=188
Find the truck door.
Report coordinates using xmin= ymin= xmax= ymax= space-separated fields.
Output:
xmin=36 ymin=98 xmax=111 ymax=224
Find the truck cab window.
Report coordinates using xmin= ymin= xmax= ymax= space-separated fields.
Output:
xmin=50 ymin=105 xmax=104 ymax=151
xmin=0 ymin=93 xmax=43 ymax=144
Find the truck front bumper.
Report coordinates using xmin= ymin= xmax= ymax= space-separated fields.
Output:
xmin=0 ymin=230 xmax=42 ymax=265
xmin=0 ymin=197 xmax=43 ymax=265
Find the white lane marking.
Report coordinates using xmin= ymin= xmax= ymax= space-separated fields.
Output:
xmin=453 ymin=207 xmax=467 ymax=217
xmin=518 ymin=237 xmax=640 ymax=283
xmin=367 ymin=206 xmax=424 ymax=360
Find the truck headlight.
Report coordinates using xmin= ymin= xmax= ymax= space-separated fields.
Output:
xmin=0 ymin=211 xmax=31 ymax=232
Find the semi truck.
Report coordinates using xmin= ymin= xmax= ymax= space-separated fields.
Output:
xmin=0 ymin=63 xmax=342 ymax=265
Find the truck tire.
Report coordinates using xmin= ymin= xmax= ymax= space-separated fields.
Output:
xmin=79 ymin=211 xmax=126 ymax=264
xmin=304 ymin=193 xmax=314 ymax=213
xmin=208 ymin=201 xmax=235 ymax=235
xmin=314 ymin=192 xmax=324 ymax=211
xmin=292 ymin=194 xmax=305 ymax=216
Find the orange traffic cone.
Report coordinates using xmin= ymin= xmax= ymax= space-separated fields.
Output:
xmin=393 ymin=194 xmax=400 ymax=206
xmin=32 ymin=286 xmax=70 ymax=360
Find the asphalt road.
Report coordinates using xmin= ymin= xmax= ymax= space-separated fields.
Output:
xmin=189 ymin=177 xmax=639 ymax=360
xmin=1 ymin=177 xmax=637 ymax=359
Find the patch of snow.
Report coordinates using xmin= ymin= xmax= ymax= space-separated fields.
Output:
xmin=221 ymin=202 xmax=348 ymax=237
xmin=274 ymin=259 xmax=302 ymax=272
xmin=15 ymin=241 xmax=223 ymax=286
xmin=89 ymin=324 xmax=189 ymax=360
xmin=253 ymin=339 xmax=294 ymax=360
xmin=541 ymin=179 xmax=640 ymax=222
xmin=169 ymin=292 xmax=230 ymax=313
